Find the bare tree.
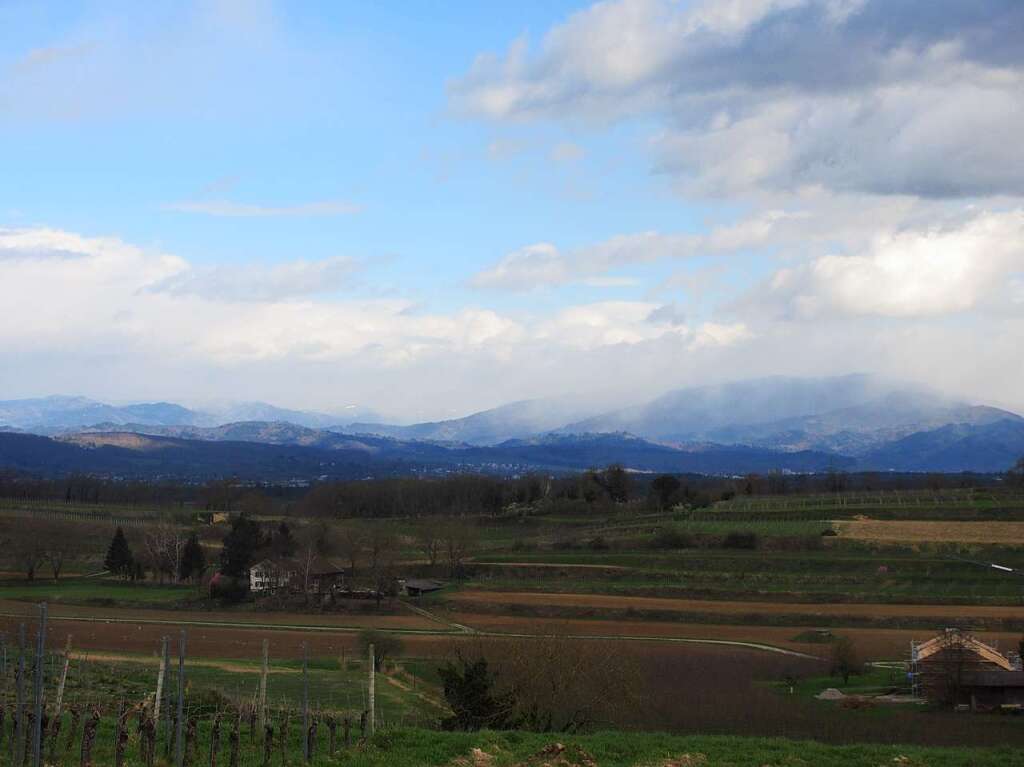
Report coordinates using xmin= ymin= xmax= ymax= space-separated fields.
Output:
xmin=416 ymin=528 xmax=441 ymax=567
xmin=142 ymin=521 xmax=186 ymax=584
xmin=366 ymin=525 xmax=399 ymax=607
xmin=336 ymin=526 xmax=367 ymax=578
xmin=8 ymin=519 xmax=46 ymax=581
xmin=440 ymin=522 xmax=477 ymax=579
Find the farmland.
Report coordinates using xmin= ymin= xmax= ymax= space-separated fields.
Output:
xmin=2 ymin=482 xmax=1024 ymax=757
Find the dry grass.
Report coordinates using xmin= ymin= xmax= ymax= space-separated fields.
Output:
xmin=837 ymin=520 xmax=1024 ymax=544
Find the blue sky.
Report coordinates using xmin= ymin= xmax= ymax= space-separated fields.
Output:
xmin=1 ymin=1 xmax=1022 ymax=419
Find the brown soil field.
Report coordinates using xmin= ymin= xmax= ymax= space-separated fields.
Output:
xmin=0 ymin=599 xmax=439 ymax=631
xmin=0 ymin=611 xmax=456 ymax=660
xmin=449 ymin=589 xmax=1024 ymax=620
xmin=451 ymin=613 xmax=1022 ymax=661
xmin=837 ymin=519 xmax=1024 ymax=543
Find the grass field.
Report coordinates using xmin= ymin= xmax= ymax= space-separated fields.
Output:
xmin=0 ymin=578 xmax=196 ymax=605
xmin=3 ymin=724 xmax=1021 ymax=767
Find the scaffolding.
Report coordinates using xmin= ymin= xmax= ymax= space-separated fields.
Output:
xmin=909 ymin=640 xmax=920 ymax=698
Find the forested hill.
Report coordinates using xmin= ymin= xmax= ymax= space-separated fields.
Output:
xmin=0 ymin=430 xmax=850 ymax=481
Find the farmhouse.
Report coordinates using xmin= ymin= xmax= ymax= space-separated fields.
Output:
xmin=248 ymin=556 xmax=347 ymax=594
xmin=914 ymin=629 xmax=1024 ymax=710
xmin=249 ymin=558 xmax=295 ymax=592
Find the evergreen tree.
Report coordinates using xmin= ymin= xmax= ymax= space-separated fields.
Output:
xmin=220 ymin=515 xmax=263 ymax=578
xmin=179 ymin=532 xmax=207 ymax=583
xmin=438 ymin=657 xmax=515 ymax=731
xmin=272 ymin=521 xmax=297 ymax=557
xmin=104 ymin=527 xmax=134 ymax=579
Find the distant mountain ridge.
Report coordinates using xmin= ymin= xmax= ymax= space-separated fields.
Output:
xmin=2 ymin=376 xmax=1022 ymax=475
xmin=0 ymin=396 xmax=381 ymax=434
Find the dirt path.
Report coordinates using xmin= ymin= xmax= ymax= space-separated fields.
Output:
xmin=449 ymin=590 xmax=1024 ymax=619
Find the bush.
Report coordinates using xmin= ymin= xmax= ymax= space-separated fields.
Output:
xmin=357 ymin=629 xmax=404 ymax=671
xmin=722 ymin=531 xmax=759 ymax=550
xmin=588 ymin=536 xmax=610 ymax=551
xmin=650 ymin=526 xmax=695 ymax=549
xmin=553 ymin=537 xmax=580 ymax=550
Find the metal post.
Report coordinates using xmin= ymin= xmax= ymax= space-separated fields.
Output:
xmin=302 ymin=642 xmax=309 ymax=762
xmin=368 ymin=643 xmax=375 ymax=737
xmin=176 ymin=630 xmax=185 ymax=767
xmin=32 ymin=603 xmax=47 ymax=767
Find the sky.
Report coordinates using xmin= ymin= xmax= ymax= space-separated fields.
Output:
xmin=1 ymin=0 xmax=1022 ymax=422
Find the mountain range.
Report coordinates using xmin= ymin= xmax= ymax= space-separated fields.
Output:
xmin=1 ymin=375 xmax=1022 ymax=478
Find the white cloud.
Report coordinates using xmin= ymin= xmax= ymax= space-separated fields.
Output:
xmin=745 ymin=209 xmax=1024 ymax=318
xmin=0 ymin=227 xmax=755 ymax=416
xmin=148 ymin=256 xmax=362 ymax=302
xmin=162 ymin=199 xmax=362 ymax=217
xmin=451 ymin=0 xmax=1024 ymax=198
xmin=470 ymin=211 xmax=800 ymax=290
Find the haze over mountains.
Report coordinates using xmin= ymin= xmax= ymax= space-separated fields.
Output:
xmin=1 ymin=375 xmax=1022 ymax=478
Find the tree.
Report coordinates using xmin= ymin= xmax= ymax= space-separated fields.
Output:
xmin=1008 ymin=457 xmax=1024 ymax=488
xmin=416 ymin=528 xmax=442 ymax=568
xmin=438 ymin=656 xmax=514 ymax=731
xmin=220 ymin=515 xmax=263 ymax=578
xmin=440 ymin=522 xmax=477 ymax=579
xmin=142 ymin=521 xmax=187 ymax=583
xmin=650 ymin=475 xmax=681 ymax=510
xmin=366 ymin=525 xmax=399 ymax=607
xmin=178 ymin=533 xmax=207 ymax=583
xmin=104 ymin=527 xmax=134 ymax=579
xmin=593 ymin=464 xmax=631 ymax=503
xmin=271 ymin=521 xmax=297 ymax=558
xmin=10 ymin=521 xmax=46 ymax=581
xmin=356 ymin=630 xmax=403 ymax=671
xmin=829 ymin=636 xmax=862 ymax=685
xmin=336 ymin=526 xmax=367 ymax=577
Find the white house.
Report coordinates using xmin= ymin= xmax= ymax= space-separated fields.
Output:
xmin=248 ymin=558 xmax=295 ymax=592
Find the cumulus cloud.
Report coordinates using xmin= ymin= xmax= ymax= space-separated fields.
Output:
xmin=0 ymin=227 xmax=757 ymax=415
xmin=451 ymin=0 xmax=1024 ymax=197
xmin=743 ymin=209 xmax=1024 ymax=318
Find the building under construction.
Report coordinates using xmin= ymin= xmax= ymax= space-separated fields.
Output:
xmin=911 ymin=629 xmax=1024 ymax=711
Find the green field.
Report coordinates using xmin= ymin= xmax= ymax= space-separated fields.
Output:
xmin=9 ymin=724 xmax=1017 ymax=767
xmin=0 ymin=578 xmax=196 ymax=605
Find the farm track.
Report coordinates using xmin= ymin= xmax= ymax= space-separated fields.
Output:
xmin=0 ymin=600 xmax=818 ymax=661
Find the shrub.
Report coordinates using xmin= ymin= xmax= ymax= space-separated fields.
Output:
xmin=588 ymin=536 xmax=610 ymax=551
xmin=650 ymin=526 xmax=695 ymax=549
xmin=722 ymin=531 xmax=759 ymax=550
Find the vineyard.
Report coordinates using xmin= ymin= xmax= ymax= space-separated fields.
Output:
xmin=0 ymin=604 xmax=439 ymax=767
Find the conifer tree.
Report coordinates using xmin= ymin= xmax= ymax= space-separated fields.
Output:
xmin=104 ymin=526 xmax=134 ymax=579
xmin=178 ymin=532 xmax=207 ymax=583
